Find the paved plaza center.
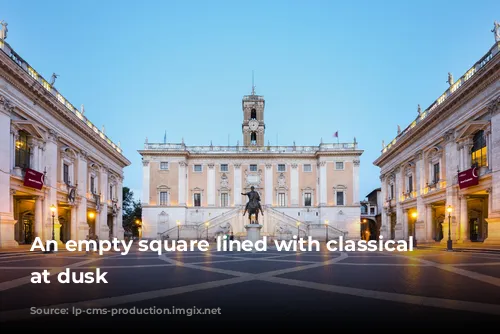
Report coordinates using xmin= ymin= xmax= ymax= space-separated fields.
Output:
xmin=1 ymin=246 xmax=500 ymax=329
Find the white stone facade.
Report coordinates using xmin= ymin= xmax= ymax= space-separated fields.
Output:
xmin=139 ymin=92 xmax=363 ymax=241
xmin=0 ymin=40 xmax=131 ymax=248
xmin=374 ymin=41 xmax=500 ymax=245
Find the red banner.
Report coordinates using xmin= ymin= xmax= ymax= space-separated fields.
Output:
xmin=458 ymin=167 xmax=479 ymax=189
xmin=23 ymin=168 xmax=45 ymax=190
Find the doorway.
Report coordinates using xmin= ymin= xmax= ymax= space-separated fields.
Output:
xmin=21 ymin=212 xmax=34 ymax=244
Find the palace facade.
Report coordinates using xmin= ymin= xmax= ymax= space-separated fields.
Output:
xmin=139 ymin=89 xmax=363 ymax=240
xmin=0 ymin=37 xmax=130 ymax=248
xmin=374 ymin=38 xmax=500 ymax=245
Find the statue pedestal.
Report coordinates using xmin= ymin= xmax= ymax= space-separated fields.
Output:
xmin=245 ymin=224 xmax=263 ymax=252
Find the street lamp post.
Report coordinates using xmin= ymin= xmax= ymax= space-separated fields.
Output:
xmin=411 ymin=211 xmax=418 ymax=248
xmin=205 ymin=222 xmax=209 ymax=241
xmin=325 ymin=219 xmax=329 ymax=242
xmin=296 ymin=221 xmax=300 ymax=239
xmin=447 ymin=205 xmax=453 ymax=251
xmin=49 ymin=205 xmax=56 ymax=252
xmin=176 ymin=220 xmax=181 ymax=241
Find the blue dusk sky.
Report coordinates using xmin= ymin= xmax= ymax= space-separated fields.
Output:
xmin=2 ymin=0 xmax=499 ymax=201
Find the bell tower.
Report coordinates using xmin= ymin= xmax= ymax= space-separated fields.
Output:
xmin=242 ymin=74 xmax=265 ymax=146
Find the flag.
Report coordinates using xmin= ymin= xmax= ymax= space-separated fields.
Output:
xmin=333 ymin=131 xmax=338 ymax=138
xmin=163 ymin=130 xmax=167 ymax=143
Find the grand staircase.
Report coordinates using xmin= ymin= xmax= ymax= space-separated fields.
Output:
xmin=157 ymin=206 xmax=348 ymax=241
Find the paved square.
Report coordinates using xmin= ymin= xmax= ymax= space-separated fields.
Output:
xmin=1 ymin=247 xmax=499 ymax=329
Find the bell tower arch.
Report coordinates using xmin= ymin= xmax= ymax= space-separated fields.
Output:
xmin=242 ymin=76 xmax=265 ymax=146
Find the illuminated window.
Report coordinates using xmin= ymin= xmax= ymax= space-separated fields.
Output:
xmin=471 ymin=130 xmax=487 ymax=168
xmin=15 ymin=131 xmax=30 ymax=169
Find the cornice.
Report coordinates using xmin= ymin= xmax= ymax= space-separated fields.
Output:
xmin=374 ymin=52 xmax=500 ymax=167
xmin=0 ymin=51 xmax=131 ymax=168
xmin=137 ymin=150 xmax=363 ymax=159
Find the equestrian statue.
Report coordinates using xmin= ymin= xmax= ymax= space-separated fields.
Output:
xmin=242 ymin=186 xmax=264 ymax=224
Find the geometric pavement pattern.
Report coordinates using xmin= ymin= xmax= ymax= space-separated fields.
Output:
xmin=1 ymin=246 xmax=500 ymax=328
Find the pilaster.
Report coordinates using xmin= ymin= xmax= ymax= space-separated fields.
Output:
xmin=178 ymin=161 xmax=187 ymax=206
xmin=290 ymin=163 xmax=299 ymax=206
xmin=207 ymin=163 xmax=215 ymax=206
xmin=234 ymin=163 xmax=242 ymax=205
xmin=265 ymin=163 xmax=273 ymax=206
xmin=142 ymin=159 xmax=150 ymax=205
xmin=352 ymin=159 xmax=360 ymax=205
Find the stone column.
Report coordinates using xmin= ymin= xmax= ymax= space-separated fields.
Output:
xmin=44 ymin=129 xmax=59 ymax=240
xmin=178 ymin=161 xmax=187 ymax=206
xmin=352 ymin=159 xmax=360 ymax=205
xmin=290 ymin=163 xmax=299 ymax=206
xmin=319 ymin=161 xmax=327 ymax=206
xmin=70 ymin=205 xmax=77 ymax=240
xmin=402 ymin=209 xmax=409 ymax=240
xmin=34 ymin=196 xmax=43 ymax=240
xmin=415 ymin=151 xmax=426 ymax=240
xmin=207 ymin=163 xmax=215 ymax=206
xmin=484 ymin=104 xmax=500 ymax=245
xmin=98 ymin=166 xmax=109 ymax=240
xmin=115 ymin=176 xmax=124 ymax=239
xmin=425 ymin=205 xmax=433 ymax=241
xmin=0 ymin=98 xmax=18 ymax=248
xmin=394 ymin=167 xmax=404 ymax=239
xmin=234 ymin=163 xmax=242 ymax=205
xmin=379 ymin=175 xmax=389 ymax=239
xmin=76 ymin=150 xmax=89 ymax=240
xmin=265 ymin=163 xmax=273 ymax=206
xmin=441 ymin=133 xmax=459 ymax=243
xmin=457 ymin=195 xmax=469 ymax=243
xmin=142 ymin=159 xmax=150 ymax=205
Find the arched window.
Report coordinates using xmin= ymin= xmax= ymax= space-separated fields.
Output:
xmin=250 ymin=109 xmax=257 ymax=119
xmin=250 ymin=132 xmax=257 ymax=145
xmin=15 ymin=131 xmax=30 ymax=169
xmin=471 ymin=130 xmax=487 ymax=168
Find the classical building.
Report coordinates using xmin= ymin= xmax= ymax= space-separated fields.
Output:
xmin=0 ymin=35 xmax=131 ymax=248
xmin=374 ymin=35 xmax=500 ymax=245
xmin=139 ymin=88 xmax=363 ymax=241
xmin=360 ymin=188 xmax=382 ymax=240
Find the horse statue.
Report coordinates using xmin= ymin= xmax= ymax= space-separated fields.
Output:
xmin=242 ymin=186 xmax=264 ymax=224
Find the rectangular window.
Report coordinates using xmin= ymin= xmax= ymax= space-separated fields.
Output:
xmin=303 ymin=164 xmax=312 ymax=172
xmin=390 ymin=184 xmax=394 ymax=199
xmin=221 ymin=193 xmax=229 ymax=207
xmin=250 ymin=164 xmax=257 ymax=172
xmin=160 ymin=162 xmax=169 ymax=170
xmin=433 ymin=163 xmax=440 ymax=184
xmin=14 ymin=132 xmax=30 ymax=169
xmin=408 ymin=175 xmax=413 ymax=192
xmin=90 ymin=176 xmax=95 ymax=194
xmin=194 ymin=193 xmax=201 ymax=207
xmin=277 ymin=164 xmax=286 ymax=172
xmin=220 ymin=164 xmax=228 ymax=172
xmin=109 ymin=184 xmax=114 ymax=200
xmin=278 ymin=193 xmax=286 ymax=206
xmin=194 ymin=164 xmax=202 ymax=172
xmin=304 ymin=193 xmax=312 ymax=206
xmin=336 ymin=191 xmax=345 ymax=206
xmin=63 ymin=164 xmax=70 ymax=184
xmin=159 ymin=192 xmax=168 ymax=205
xmin=370 ymin=207 xmax=375 ymax=215
xmin=335 ymin=162 xmax=344 ymax=170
